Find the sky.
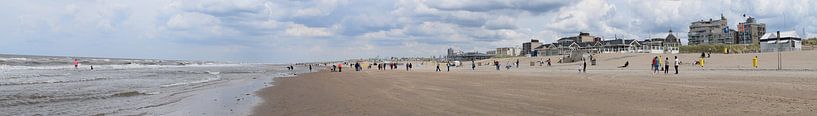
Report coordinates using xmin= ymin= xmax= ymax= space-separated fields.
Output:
xmin=1 ymin=0 xmax=816 ymax=63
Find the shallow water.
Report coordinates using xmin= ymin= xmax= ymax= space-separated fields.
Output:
xmin=0 ymin=55 xmax=308 ymax=115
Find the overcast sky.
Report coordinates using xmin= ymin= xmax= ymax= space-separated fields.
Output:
xmin=1 ymin=0 xmax=815 ymax=63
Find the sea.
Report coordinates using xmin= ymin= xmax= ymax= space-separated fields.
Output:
xmin=0 ymin=54 xmax=310 ymax=115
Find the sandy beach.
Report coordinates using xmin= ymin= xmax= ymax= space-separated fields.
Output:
xmin=253 ymin=51 xmax=817 ymax=115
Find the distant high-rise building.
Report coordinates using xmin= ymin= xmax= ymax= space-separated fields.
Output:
xmin=688 ymin=14 xmax=736 ymax=45
xmin=447 ymin=48 xmax=455 ymax=56
xmin=737 ymin=17 xmax=766 ymax=45
xmin=521 ymin=39 xmax=541 ymax=56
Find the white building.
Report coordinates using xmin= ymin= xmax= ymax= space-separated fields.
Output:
xmin=639 ymin=29 xmax=682 ymax=54
xmin=760 ymin=31 xmax=802 ymax=52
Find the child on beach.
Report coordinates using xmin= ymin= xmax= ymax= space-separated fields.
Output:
xmin=74 ymin=59 xmax=79 ymax=69
xmin=753 ymin=56 xmax=758 ymax=68
xmin=577 ymin=62 xmax=582 ymax=72
xmin=582 ymin=59 xmax=587 ymax=73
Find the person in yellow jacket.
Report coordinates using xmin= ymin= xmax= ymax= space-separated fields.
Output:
xmin=752 ymin=56 xmax=758 ymax=68
xmin=699 ymin=58 xmax=705 ymax=67
xmin=658 ymin=55 xmax=663 ymax=71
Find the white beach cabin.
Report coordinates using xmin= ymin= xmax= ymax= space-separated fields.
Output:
xmin=759 ymin=31 xmax=802 ymax=52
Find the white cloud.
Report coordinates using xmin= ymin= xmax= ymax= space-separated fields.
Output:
xmin=3 ymin=0 xmax=817 ymax=63
xmin=166 ymin=12 xmax=220 ymax=30
xmin=285 ymin=24 xmax=334 ymax=37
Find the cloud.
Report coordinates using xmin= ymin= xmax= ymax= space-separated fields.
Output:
xmin=166 ymin=12 xmax=220 ymax=30
xmin=423 ymin=0 xmax=573 ymax=14
xmin=2 ymin=0 xmax=817 ymax=63
xmin=285 ymin=24 xmax=335 ymax=37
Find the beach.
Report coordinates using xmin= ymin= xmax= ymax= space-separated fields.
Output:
xmin=253 ymin=51 xmax=817 ymax=115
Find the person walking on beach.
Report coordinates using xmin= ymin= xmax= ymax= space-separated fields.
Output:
xmin=309 ymin=64 xmax=313 ymax=72
xmin=674 ymin=56 xmax=679 ymax=74
xmin=664 ymin=57 xmax=670 ymax=74
xmin=435 ymin=63 xmax=441 ymax=72
xmin=446 ymin=63 xmax=450 ymax=72
xmin=494 ymin=61 xmax=500 ymax=70
xmin=515 ymin=59 xmax=519 ymax=68
xmin=752 ymin=56 xmax=758 ymax=68
xmin=354 ymin=62 xmax=361 ymax=71
xmin=582 ymin=59 xmax=587 ymax=73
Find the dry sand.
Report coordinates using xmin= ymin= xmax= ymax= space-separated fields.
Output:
xmin=252 ymin=51 xmax=817 ymax=115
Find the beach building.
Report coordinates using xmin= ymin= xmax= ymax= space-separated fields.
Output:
xmin=447 ymin=52 xmax=494 ymax=61
xmin=688 ymin=15 xmax=737 ymax=45
xmin=600 ymin=39 xmax=641 ymax=53
xmin=533 ymin=44 xmax=559 ymax=56
xmin=486 ymin=50 xmax=497 ymax=55
xmin=640 ymin=30 xmax=681 ymax=53
xmin=759 ymin=31 xmax=802 ymax=52
xmin=522 ymin=40 xmax=542 ymax=56
xmin=446 ymin=48 xmax=493 ymax=61
xmin=737 ymin=17 xmax=766 ymax=45
xmin=496 ymin=47 xmax=519 ymax=56
xmin=555 ymin=32 xmax=602 ymax=54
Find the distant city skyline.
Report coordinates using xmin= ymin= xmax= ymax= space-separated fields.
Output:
xmin=1 ymin=0 xmax=815 ymax=63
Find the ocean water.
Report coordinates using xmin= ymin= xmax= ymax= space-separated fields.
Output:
xmin=0 ymin=54 xmax=309 ymax=115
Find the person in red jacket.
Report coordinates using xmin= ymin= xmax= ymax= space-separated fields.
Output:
xmin=73 ymin=59 xmax=79 ymax=69
xmin=338 ymin=63 xmax=342 ymax=72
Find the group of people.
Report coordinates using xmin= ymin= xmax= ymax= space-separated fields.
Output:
xmin=435 ymin=63 xmax=450 ymax=72
xmin=331 ymin=64 xmax=342 ymax=72
xmin=327 ymin=62 xmax=417 ymax=72
xmin=651 ymin=56 xmax=680 ymax=75
xmin=374 ymin=63 xmax=406 ymax=70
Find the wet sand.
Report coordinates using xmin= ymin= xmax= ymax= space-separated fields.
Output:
xmin=252 ymin=51 xmax=817 ymax=115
